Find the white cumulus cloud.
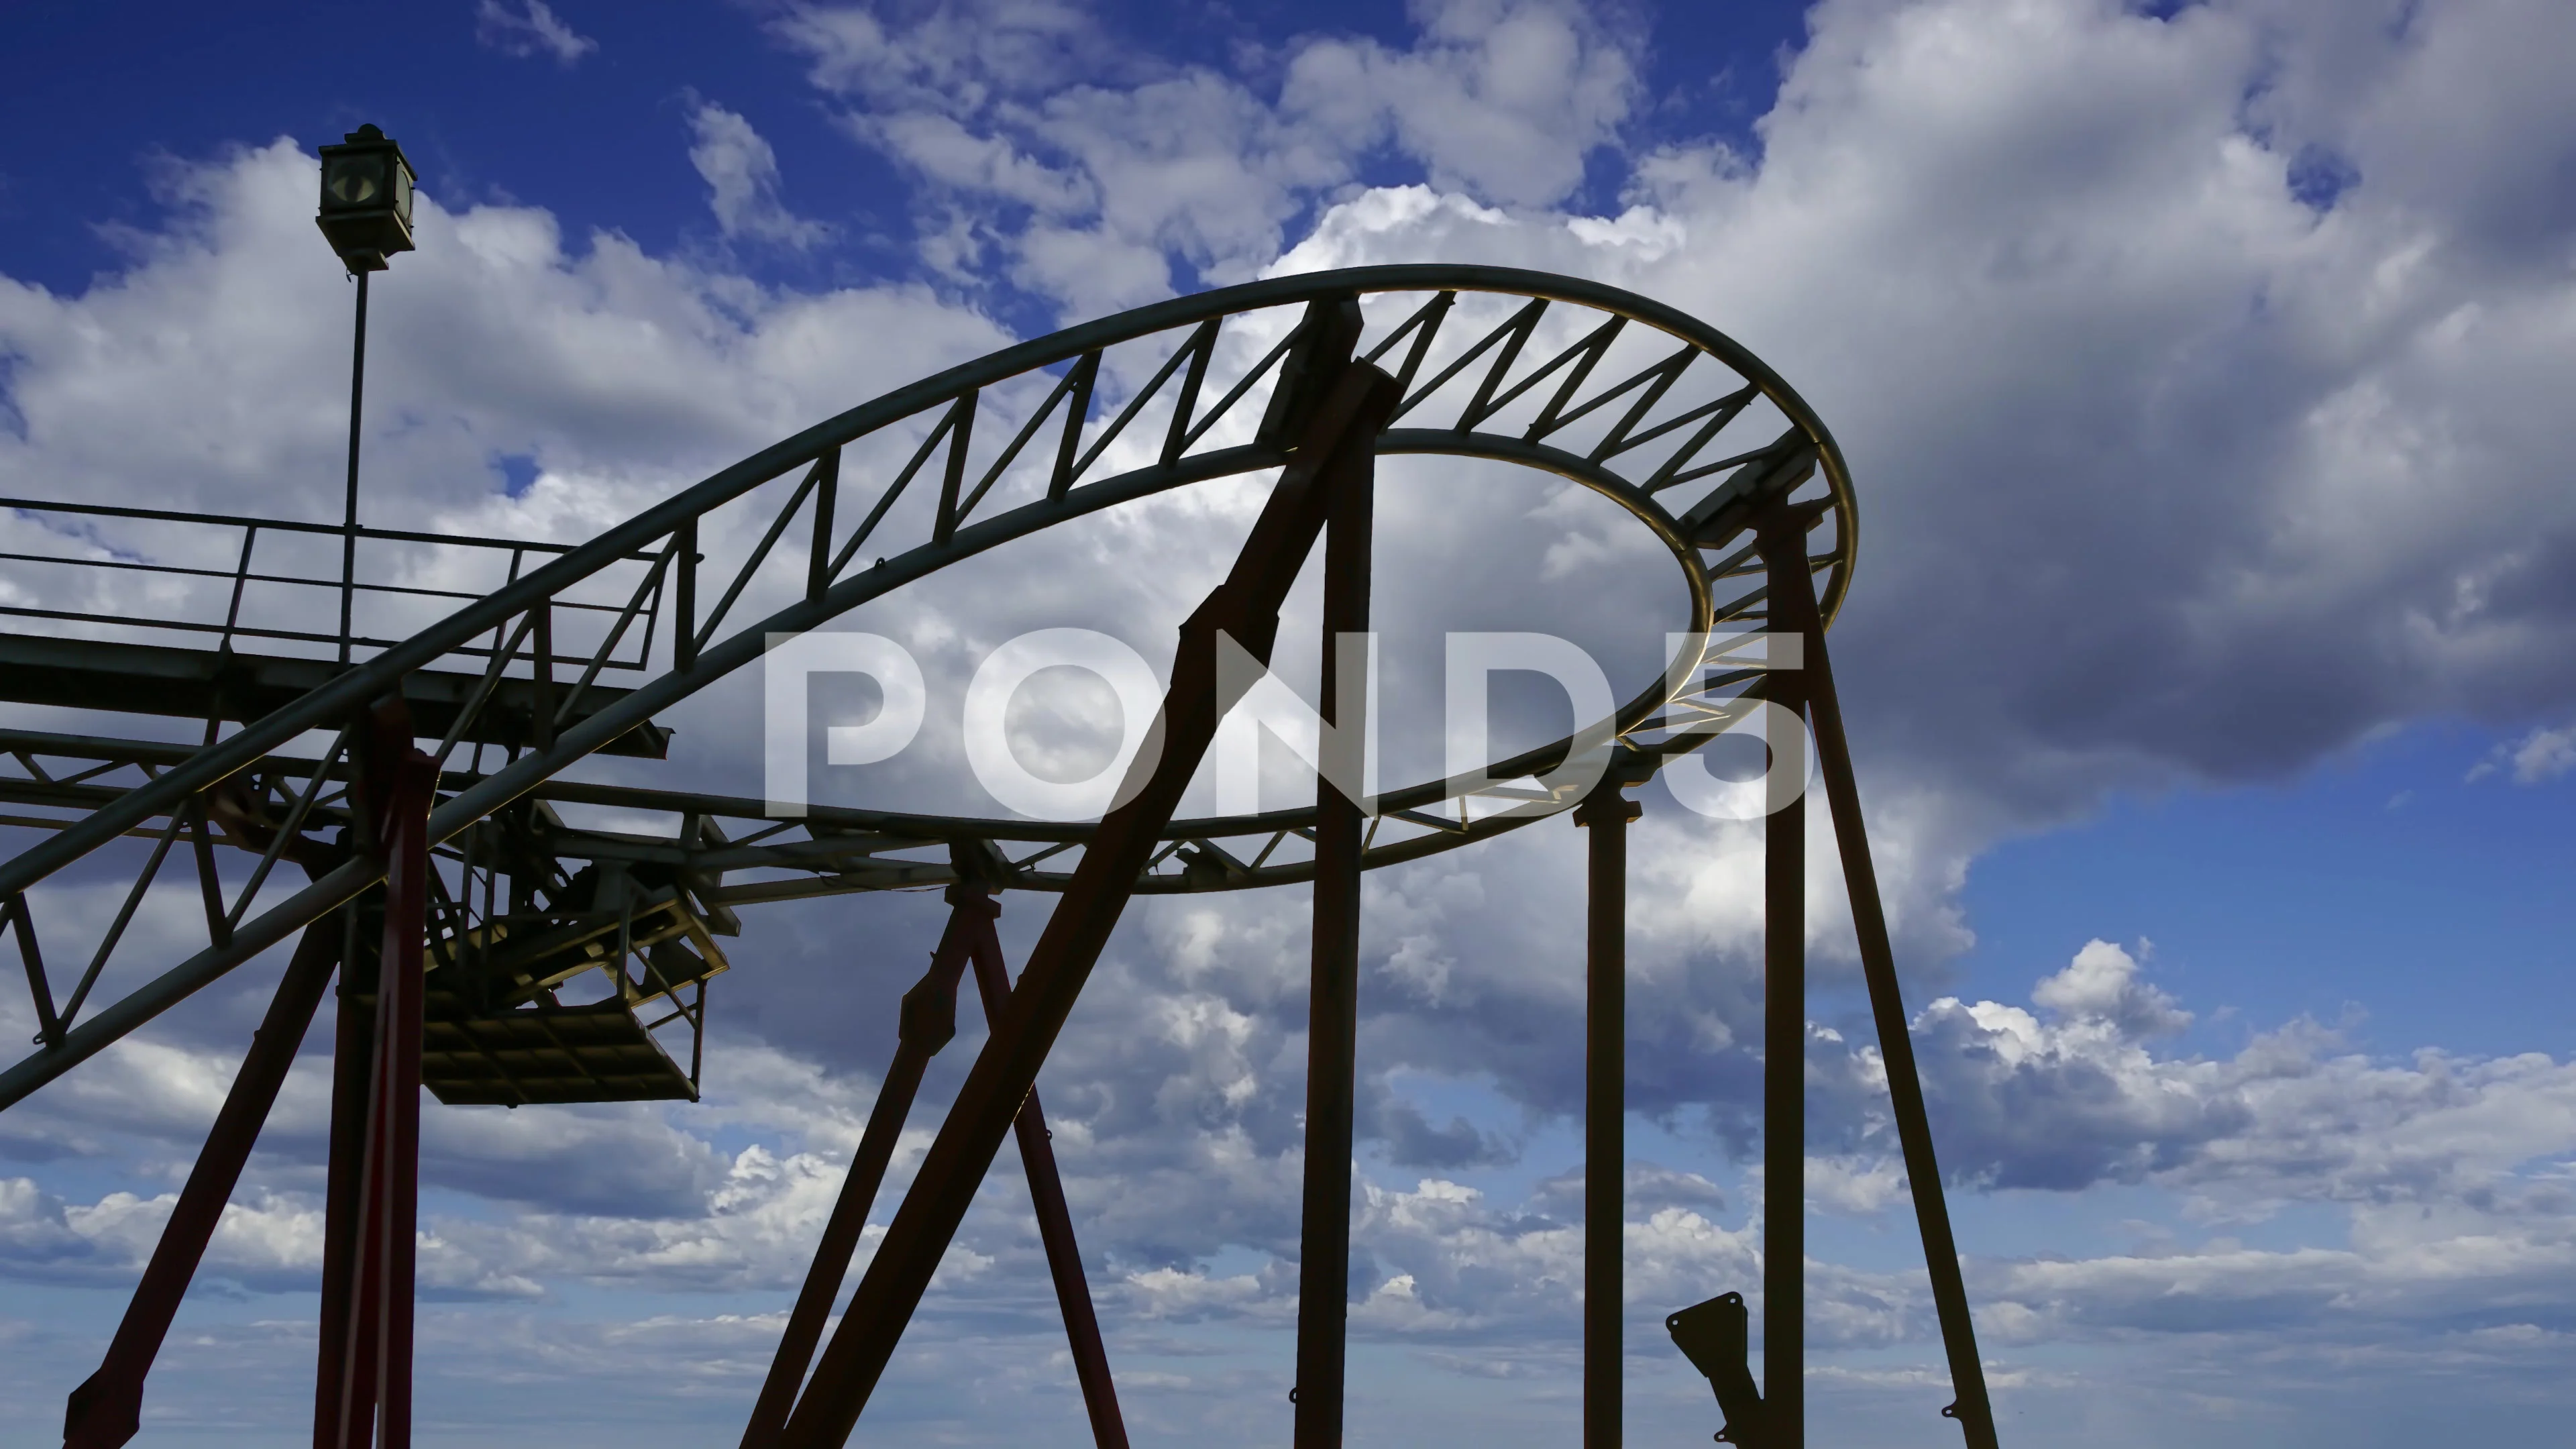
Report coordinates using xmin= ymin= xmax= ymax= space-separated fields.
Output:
xmin=475 ymin=0 xmax=597 ymax=66
xmin=688 ymin=102 xmax=832 ymax=249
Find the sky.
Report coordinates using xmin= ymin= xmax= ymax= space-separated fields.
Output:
xmin=2 ymin=1 xmax=2575 ymax=1446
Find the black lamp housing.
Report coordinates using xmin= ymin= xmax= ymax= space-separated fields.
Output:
xmin=315 ymin=124 xmax=417 ymax=274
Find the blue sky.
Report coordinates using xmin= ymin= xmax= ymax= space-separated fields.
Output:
xmin=0 ymin=2 xmax=1808 ymax=301
xmin=1947 ymin=725 xmax=2576 ymax=1062
xmin=3 ymin=1 xmax=2575 ymax=1446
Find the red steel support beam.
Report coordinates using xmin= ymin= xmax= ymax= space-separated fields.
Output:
xmin=62 ymin=918 xmax=343 ymax=1448
xmin=1754 ymin=517 xmax=1809 ymax=1449
xmin=960 ymin=904 xmax=1131 ymax=1449
xmin=739 ymin=890 xmax=983 ymax=1447
xmin=313 ymin=910 xmax=370 ymax=1449
xmin=1292 ymin=401 xmax=1373 ymax=1449
xmin=780 ymin=324 xmax=1390 ymax=1449
xmin=1765 ymin=518 xmax=2000 ymax=1449
xmin=322 ymin=710 xmax=435 ymax=1449
xmin=1574 ymin=771 xmax=1642 ymax=1449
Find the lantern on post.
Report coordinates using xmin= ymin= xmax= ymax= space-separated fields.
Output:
xmin=315 ymin=124 xmax=416 ymax=274
xmin=315 ymin=123 xmax=416 ymax=663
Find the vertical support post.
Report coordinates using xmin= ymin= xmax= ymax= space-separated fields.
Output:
xmin=1766 ymin=527 xmax=2000 ymax=1449
xmin=960 ymin=905 xmax=1131 ymax=1449
xmin=372 ymin=755 xmax=430 ymax=1449
xmin=335 ymin=1061 xmax=384 ymax=1449
xmin=221 ymin=525 xmax=258 ymax=656
xmin=314 ymin=909 xmax=370 ymax=1448
xmin=690 ymin=979 xmax=708 ymax=1092
xmin=189 ymin=798 xmax=233 ymax=950
xmin=531 ymin=602 xmax=555 ymax=753
xmin=676 ymin=519 xmax=700 ymax=674
xmin=1574 ymin=771 xmax=1642 ymax=1449
xmin=1754 ymin=519 xmax=1809 ymax=1449
xmin=339 ymin=271 xmax=368 ymax=667
xmin=1293 ymin=374 xmax=1375 ymax=1449
xmin=806 ymin=449 xmax=840 ymax=605
xmin=739 ymin=892 xmax=982 ymax=1448
xmin=62 ymin=920 xmax=342 ymax=1449
xmin=777 ymin=346 xmax=1389 ymax=1449
xmin=9 ymin=894 xmax=60 ymax=1049
xmin=323 ymin=707 xmax=434 ymax=1449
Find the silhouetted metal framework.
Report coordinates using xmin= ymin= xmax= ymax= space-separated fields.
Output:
xmin=0 ymin=264 xmax=1996 ymax=1448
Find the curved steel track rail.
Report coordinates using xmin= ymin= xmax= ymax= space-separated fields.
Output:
xmin=0 ymin=264 xmax=1852 ymax=1106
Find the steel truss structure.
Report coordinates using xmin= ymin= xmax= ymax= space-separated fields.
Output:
xmin=0 ymin=264 xmax=1997 ymax=1448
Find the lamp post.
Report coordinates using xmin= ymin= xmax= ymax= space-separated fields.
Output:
xmin=314 ymin=123 xmax=416 ymax=665
xmin=311 ymin=123 xmax=427 ymax=1449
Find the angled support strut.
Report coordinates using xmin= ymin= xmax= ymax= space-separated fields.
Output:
xmin=62 ymin=918 xmax=343 ymax=1449
xmin=745 ymin=875 xmax=1130 ymax=1449
xmin=1762 ymin=506 xmax=2000 ymax=1448
xmin=959 ymin=900 xmax=1130 ymax=1449
xmin=779 ymin=307 xmax=1394 ymax=1449
xmin=739 ymin=885 xmax=987 ymax=1446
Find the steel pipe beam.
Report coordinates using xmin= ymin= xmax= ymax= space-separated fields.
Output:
xmin=1755 ymin=517 xmax=1810 ymax=1449
xmin=338 ymin=270 xmax=368 ymax=667
xmin=1293 ymin=391 xmax=1375 ymax=1449
xmin=1574 ymin=771 xmax=1642 ymax=1449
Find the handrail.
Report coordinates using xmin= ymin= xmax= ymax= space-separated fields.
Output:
xmin=0 ymin=494 xmax=643 ymax=556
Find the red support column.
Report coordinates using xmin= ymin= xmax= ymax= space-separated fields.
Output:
xmin=959 ymin=904 xmax=1130 ymax=1449
xmin=313 ymin=912 xmax=369 ymax=1449
xmin=321 ymin=708 xmax=435 ymax=1449
xmin=62 ymin=918 xmax=343 ymax=1449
